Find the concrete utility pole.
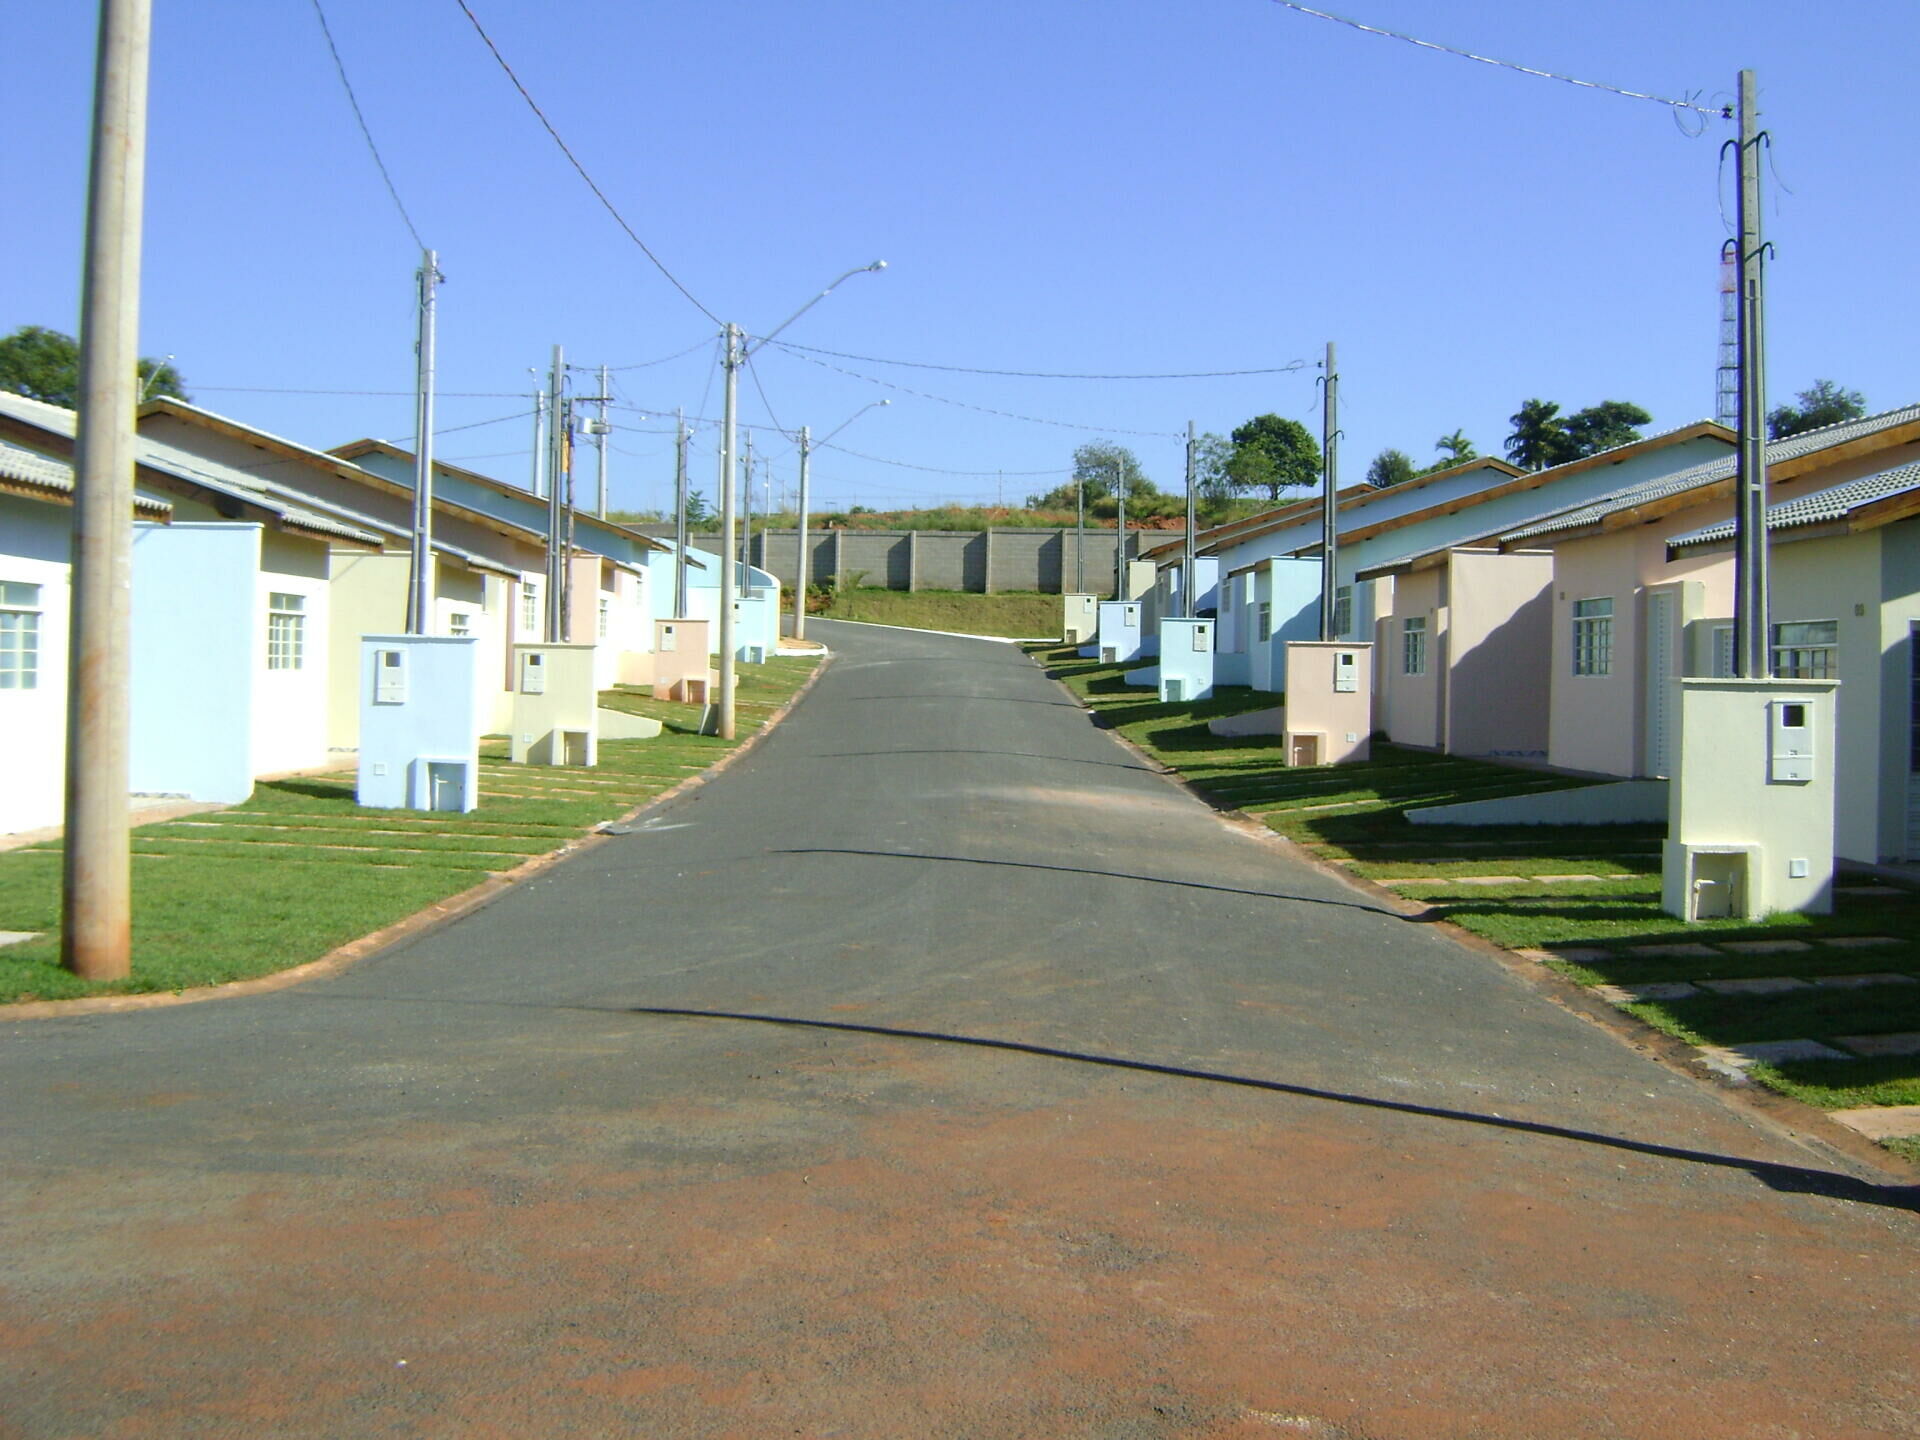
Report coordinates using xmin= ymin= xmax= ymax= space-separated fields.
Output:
xmin=529 ymin=386 xmax=547 ymax=498
xmin=405 ymin=249 xmax=441 ymax=636
xmin=62 ymin=0 xmax=151 ymax=982
xmin=1732 ymin=69 xmax=1772 ymax=678
xmin=718 ymin=324 xmax=740 ymax=738
xmin=794 ymin=425 xmax=812 ymax=641
xmin=1114 ymin=457 xmax=1128 ymax=600
xmin=673 ymin=407 xmax=690 ymax=618
xmin=592 ymin=363 xmax=610 ymax=519
xmin=740 ymin=434 xmax=756 ymax=575
xmin=1075 ymin=475 xmax=1085 ymax=592
xmin=1320 ymin=340 xmax=1340 ymax=642
xmin=1183 ymin=421 xmax=1197 ymax=617
xmin=544 ymin=344 xmax=566 ymax=642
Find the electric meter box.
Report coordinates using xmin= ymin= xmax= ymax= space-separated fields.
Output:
xmin=1282 ymin=641 xmax=1374 ymax=767
xmin=510 ymin=643 xmax=599 ymax=767
xmin=356 ymin=635 xmax=481 ymax=812
xmin=1158 ymin=618 xmax=1215 ymax=704
xmin=1096 ymin=600 xmax=1147 ymax=665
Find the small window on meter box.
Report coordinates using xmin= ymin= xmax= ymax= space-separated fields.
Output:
xmin=1192 ymin=625 xmax=1208 ymax=652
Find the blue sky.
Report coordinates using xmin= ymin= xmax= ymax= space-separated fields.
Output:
xmin=9 ymin=1 xmax=1917 ymax=517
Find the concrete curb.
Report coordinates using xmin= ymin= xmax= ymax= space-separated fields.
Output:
xmin=813 ymin=616 xmax=1056 ymax=645
xmin=3 ymin=654 xmax=835 ymax=1022
xmin=1023 ymin=645 xmax=1920 ymax=1186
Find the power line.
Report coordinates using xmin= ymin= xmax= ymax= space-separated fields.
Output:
xmin=451 ymin=0 xmax=722 ymax=326
xmin=389 ymin=408 xmax=534 ymax=445
xmin=192 ymin=385 xmax=525 ymax=397
xmin=815 ymin=440 xmax=1069 ymax=478
xmin=1264 ymin=1 xmax=1727 ymax=116
xmin=763 ymin=338 xmax=1310 ymax=381
xmin=603 ymin=338 xmax=715 ymax=372
xmin=771 ymin=348 xmax=1185 ymax=439
xmin=307 ymin=0 xmax=425 ymax=250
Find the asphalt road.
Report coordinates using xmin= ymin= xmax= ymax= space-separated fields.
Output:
xmin=3 ymin=618 xmax=1915 ymax=1439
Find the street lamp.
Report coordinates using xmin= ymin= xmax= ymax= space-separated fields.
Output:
xmin=716 ymin=261 xmax=886 ymax=738
xmin=793 ymin=399 xmax=889 ymax=642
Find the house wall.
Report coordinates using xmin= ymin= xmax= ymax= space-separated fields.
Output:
xmin=432 ymin=570 xmax=511 ymax=736
xmin=130 ymin=523 xmax=258 ymax=804
xmin=1380 ymin=566 xmax=1444 ymax=749
xmin=326 ymin=551 xmax=408 ymax=750
xmin=1879 ymin=520 xmax=1920 ymax=860
xmin=253 ymin=528 xmax=332 ymax=777
xmin=1446 ymin=550 xmax=1554 ymax=758
xmin=0 ymin=497 xmax=72 ymax=834
xmin=1247 ymin=558 xmax=1324 ymax=693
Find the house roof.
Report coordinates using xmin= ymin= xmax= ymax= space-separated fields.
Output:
xmin=0 ymin=392 xmax=381 ymax=547
xmin=1497 ymin=405 xmax=1920 ymax=546
xmin=329 ymin=437 xmax=671 ymax=555
xmin=0 ymin=437 xmax=173 ymax=517
xmin=1666 ymin=460 xmax=1920 ymax=555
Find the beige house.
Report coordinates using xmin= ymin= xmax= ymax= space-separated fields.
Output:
xmin=1664 ymin=459 xmax=1920 ymax=863
xmin=1493 ymin=404 xmax=1920 ymax=783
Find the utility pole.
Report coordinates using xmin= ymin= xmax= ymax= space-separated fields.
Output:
xmin=1075 ymin=474 xmax=1085 ymax=592
xmin=529 ymin=384 xmax=547 ymax=497
xmin=1732 ymin=68 xmax=1771 ymax=678
xmin=544 ymin=344 xmax=566 ymax=642
xmin=594 ymin=362 xmax=611 ymax=518
xmin=794 ymin=425 xmax=812 ymax=640
xmin=1320 ymin=340 xmax=1340 ymax=641
xmin=62 ymin=0 xmax=151 ymax=982
xmin=1183 ymin=420 xmax=1197 ymax=618
xmin=718 ymin=324 xmax=741 ymax=738
xmin=673 ymin=407 xmax=690 ymax=617
xmin=1114 ymin=458 xmax=1127 ymax=600
xmin=740 ymin=434 xmax=756 ymax=575
xmin=405 ymin=250 xmax=441 ymax=635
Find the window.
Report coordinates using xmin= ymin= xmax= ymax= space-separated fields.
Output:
xmin=448 ymin=611 xmax=472 ymax=638
xmin=1572 ymin=597 xmax=1613 ymax=676
xmin=597 ymin=597 xmax=610 ymax=639
xmin=1332 ymin=585 xmax=1352 ymax=639
xmin=1771 ymin=620 xmax=1837 ymax=679
xmin=1711 ymin=623 xmax=1734 ymax=678
xmin=1402 ymin=615 xmax=1427 ymax=676
xmin=0 ymin=581 xmax=42 ymax=690
xmin=520 ymin=581 xmax=539 ymax=635
xmin=1256 ymin=602 xmax=1272 ymax=643
xmin=267 ymin=592 xmax=305 ymax=670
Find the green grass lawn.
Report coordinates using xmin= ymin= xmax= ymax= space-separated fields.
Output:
xmin=1029 ymin=642 xmax=1920 ymax=1150
xmin=0 ymin=655 xmax=819 ymax=1005
xmin=814 ymin=587 xmax=1063 ymax=637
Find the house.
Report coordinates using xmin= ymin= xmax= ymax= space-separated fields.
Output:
xmin=0 ymin=397 xmax=382 ymax=832
xmin=1493 ymin=404 xmax=1920 ymax=784
xmin=1663 ymin=457 xmax=1920 ymax=863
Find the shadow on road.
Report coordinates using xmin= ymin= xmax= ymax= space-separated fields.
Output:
xmin=627 ymin=1005 xmax=1920 ymax=1214
xmin=813 ymin=749 xmax=1156 ymax=773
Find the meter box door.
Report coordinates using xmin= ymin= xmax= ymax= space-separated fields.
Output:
xmin=1333 ymin=650 xmax=1359 ymax=693
xmin=519 ymin=651 xmax=547 ymax=694
xmin=1192 ymin=624 xmax=1211 ymax=653
xmin=1769 ymin=699 xmax=1815 ymax=783
xmin=373 ymin=647 xmax=408 ymax=704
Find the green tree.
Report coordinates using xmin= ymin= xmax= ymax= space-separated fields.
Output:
xmin=1029 ymin=441 xmax=1155 ymax=511
xmin=1226 ymin=414 xmax=1321 ymax=501
xmin=1365 ymin=448 xmax=1416 ymax=489
xmin=682 ymin=488 xmax=714 ymax=526
xmin=1562 ymin=399 xmax=1651 ymax=456
xmin=1434 ymin=429 xmax=1477 ymax=467
xmin=1504 ymin=399 xmax=1578 ymax=470
xmin=1192 ymin=432 xmax=1235 ymax=507
xmin=1768 ymin=379 xmax=1867 ymax=439
xmin=0 ymin=324 xmax=188 ymax=408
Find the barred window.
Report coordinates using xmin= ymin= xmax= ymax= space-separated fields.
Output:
xmin=448 ymin=611 xmax=472 ymax=638
xmin=1572 ymin=597 xmax=1613 ymax=676
xmin=520 ymin=582 xmax=539 ymax=635
xmin=1771 ymin=620 xmax=1837 ymax=680
xmin=1257 ymin=602 xmax=1272 ymax=643
xmin=597 ymin=596 xmax=610 ymax=639
xmin=1332 ymin=585 xmax=1353 ymax=639
xmin=267 ymin=592 xmax=305 ymax=670
xmin=1402 ymin=615 xmax=1427 ymax=676
xmin=0 ymin=581 xmax=42 ymax=691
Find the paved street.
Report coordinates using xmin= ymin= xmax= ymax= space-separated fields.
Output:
xmin=2 ymin=618 xmax=1915 ymax=1439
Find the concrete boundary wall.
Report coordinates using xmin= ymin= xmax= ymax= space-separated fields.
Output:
xmin=667 ymin=528 xmax=1188 ymax=594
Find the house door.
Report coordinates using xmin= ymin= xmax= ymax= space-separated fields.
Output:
xmin=1644 ymin=590 xmax=1677 ymax=778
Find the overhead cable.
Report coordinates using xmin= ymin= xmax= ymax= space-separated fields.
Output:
xmin=451 ymin=0 xmax=723 ymax=326
xmin=308 ymin=0 xmax=425 ymax=251
xmin=764 ymin=339 xmax=1309 ymax=381
xmin=1265 ymin=1 xmax=1726 ymax=116
xmin=193 ymin=385 xmax=524 ymax=397
xmin=815 ymin=440 xmax=1070 ymax=478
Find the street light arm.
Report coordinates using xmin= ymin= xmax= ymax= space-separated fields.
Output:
xmin=744 ymin=260 xmax=886 ymax=356
xmin=817 ymin=398 xmax=890 ymax=449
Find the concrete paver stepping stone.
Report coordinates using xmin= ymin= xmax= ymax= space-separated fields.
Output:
xmin=1534 ymin=873 xmax=1606 ymax=883
xmin=1592 ymin=981 xmax=1701 ymax=1005
xmin=0 ymin=932 xmax=41 ymax=949
xmin=1697 ymin=976 xmax=1812 ymax=996
xmin=1826 ymin=1104 xmax=1920 ymax=1141
xmin=1822 ymin=935 xmax=1904 ymax=950
xmin=1718 ymin=939 xmax=1813 ymax=955
xmin=1697 ymin=1039 xmax=1852 ymax=1068
xmin=1833 ymin=884 xmax=1906 ymax=897
xmin=1447 ymin=875 xmax=1528 ymax=886
xmin=1833 ymin=1031 xmax=1920 ymax=1058
xmin=1545 ymin=946 xmax=1614 ymax=963
xmin=1626 ymin=943 xmax=1721 ymax=959
xmin=1809 ymin=972 xmax=1918 ymax=989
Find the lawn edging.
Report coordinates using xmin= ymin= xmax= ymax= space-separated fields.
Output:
xmin=4 ymin=651 xmax=833 ymax=1020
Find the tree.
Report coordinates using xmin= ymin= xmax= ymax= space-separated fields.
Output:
xmin=1768 ymin=379 xmax=1867 ymax=439
xmin=1191 ymin=432 xmax=1235 ymax=508
xmin=1504 ymin=398 xmax=1574 ymax=471
xmin=683 ymin=488 xmax=714 ymax=525
xmin=1562 ymin=400 xmax=1651 ymax=456
xmin=1031 ymin=441 xmax=1156 ymax=511
xmin=1226 ymin=413 xmax=1321 ymax=501
xmin=1434 ymin=429 xmax=1477 ymax=467
xmin=1365 ymin=447 xmax=1416 ymax=488
xmin=0 ymin=324 xmax=187 ymax=408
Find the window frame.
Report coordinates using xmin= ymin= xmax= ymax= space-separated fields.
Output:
xmin=0 ymin=581 xmax=43 ymax=692
xmin=266 ymin=591 xmax=306 ymax=671
xmin=1402 ymin=614 xmax=1427 ymax=677
xmin=1571 ymin=596 xmax=1613 ymax=677
xmin=1770 ymin=619 xmax=1838 ymax=680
